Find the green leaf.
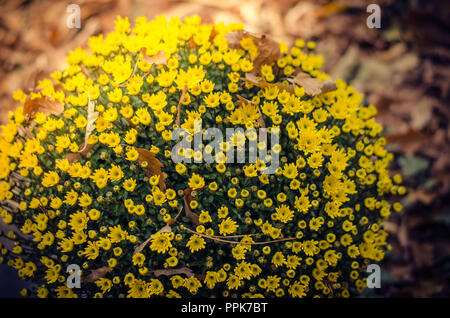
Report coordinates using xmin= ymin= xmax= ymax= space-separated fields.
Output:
xmin=398 ymin=155 xmax=429 ymax=177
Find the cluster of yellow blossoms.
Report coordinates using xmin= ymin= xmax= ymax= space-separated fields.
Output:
xmin=0 ymin=15 xmax=404 ymax=298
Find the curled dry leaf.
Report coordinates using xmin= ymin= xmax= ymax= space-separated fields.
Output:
xmin=321 ymin=79 xmax=337 ymax=94
xmin=158 ymin=224 xmax=172 ymax=233
xmin=151 ymin=267 xmax=194 ymax=278
xmin=125 ymin=117 xmax=137 ymax=129
xmin=79 ymin=95 xmax=98 ymax=153
xmin=244 ymin=72 xmax=262 ymax=85
xmin=243 ymin=73 xmax=294 ymax=94
xmin=175 ymin=85 xmax=188 ymax=126
xmin=80 ymin=266 xmax=110 ymax=283
xmin=188 ymin=37 xmax=196 ymax=49
xmin=406 ymin=189 xmax=436 ymax=205
xmin=224 ymin=30 xmax=248 ymax=49
xmin=136 ymin=148 xmax=166 ymax=191
xmin=236 ymin=95 xmax=265 ymax=128
xmin=134 ymin=236 xmax=152 ymax=255
xmin=23 ymin=96 xmax=64 ymax=117
xmin=140 ymin=48 xmax=167 ymax=66
xmin=225 ymin=31 xmax=280 ymax=76
xmin=289 ymin=71 xmax=336 ymax=96
xmin=167 ymin=206 xmax=183 ymax=225
xmin=17 ymin=126 xmax=34 ymax=139
xmin=66 ymin=143 xmax=94 ymax=164
xmin=183 ymin=188 xmax=200 ymax=226
xmin=133 ymin=223 xmax=173 ymax=255
xmin=252 ymin=34 xmax=281 ymax=76
xmin=65 ymin=96 xmax=97 ymax=164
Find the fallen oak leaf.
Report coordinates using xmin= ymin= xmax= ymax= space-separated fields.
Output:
xmin=150 ymin=267 xmax=194 ymax=278
xmin=80 ymin=266 xmax=110 ymax=283
xmin=136 ymin=148 xmax=166 ymax=191
xmin=24 ymin=96 xmax=64 ymax=117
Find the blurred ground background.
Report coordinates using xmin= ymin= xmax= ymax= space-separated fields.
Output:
xmin=0 ymin=0 xmax=449 ymax=297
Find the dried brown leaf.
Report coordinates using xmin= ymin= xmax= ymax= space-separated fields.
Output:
xmin=236 ymin=95 xmax=265 ymax=128
xmin=17 ymin=126 xmax=34 ymax=139
xmin=158 ymin=224 xmax=172 ymax=233
xmin=406 ymin=189 xmax=436 ymax=205
xmin=385 ymin=130 xmax=431 ymax=155
xmin=244 ymin=72 xmax=262 ymax=85
xmin=252 ymin=34 xmax=280 ymax=76
xmin=133 ymin=224 xmax=172 ymax=255
xmin=316 ymin=2 xmax=348 ymax=19
xmin=66 ymin=143 xmax=94 ymax=164
xmin=79 ymin=96 xmax=98 ymax=153
xmin=66 ymin=153 xmax=82 ymax=164
xmin=225 ymin=31 xmax=280 ymax=76
xmin=141 ymin=49 xmax=167 ymax=66
xmin=289 ymin=71 xmax=336 ymax=96
xmin=151 ymin=267 xmax=194 ymax=278
xmin=411 ymin=243 xmax=434 ymax=267
xmin=167 ymin=206 xmax=183 ymax=225
xmin=136 ymin=148 xmax=166 ymax=191
xmin=24 ymin=96 xmax=64 ymax=117
xmin=224 ymin=30 xmax=246 ymax=49
xmin=80 ymin=266 xmax=110 ymax=283
xmin=125 ymin=117 xmax=137 ymax=129
xmin=175 ymin=86 xmax=188 ymax=126
xmin=243 ymin=74 xmax=294 ymax=94
xmin=184 ymin=188 xmax=200 ymax=226
xmin=134 ymin=236 xmax=152 ymax=255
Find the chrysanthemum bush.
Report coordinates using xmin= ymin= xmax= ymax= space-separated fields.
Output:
xmin=0 ymin=15 xmax=405 ymax=298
